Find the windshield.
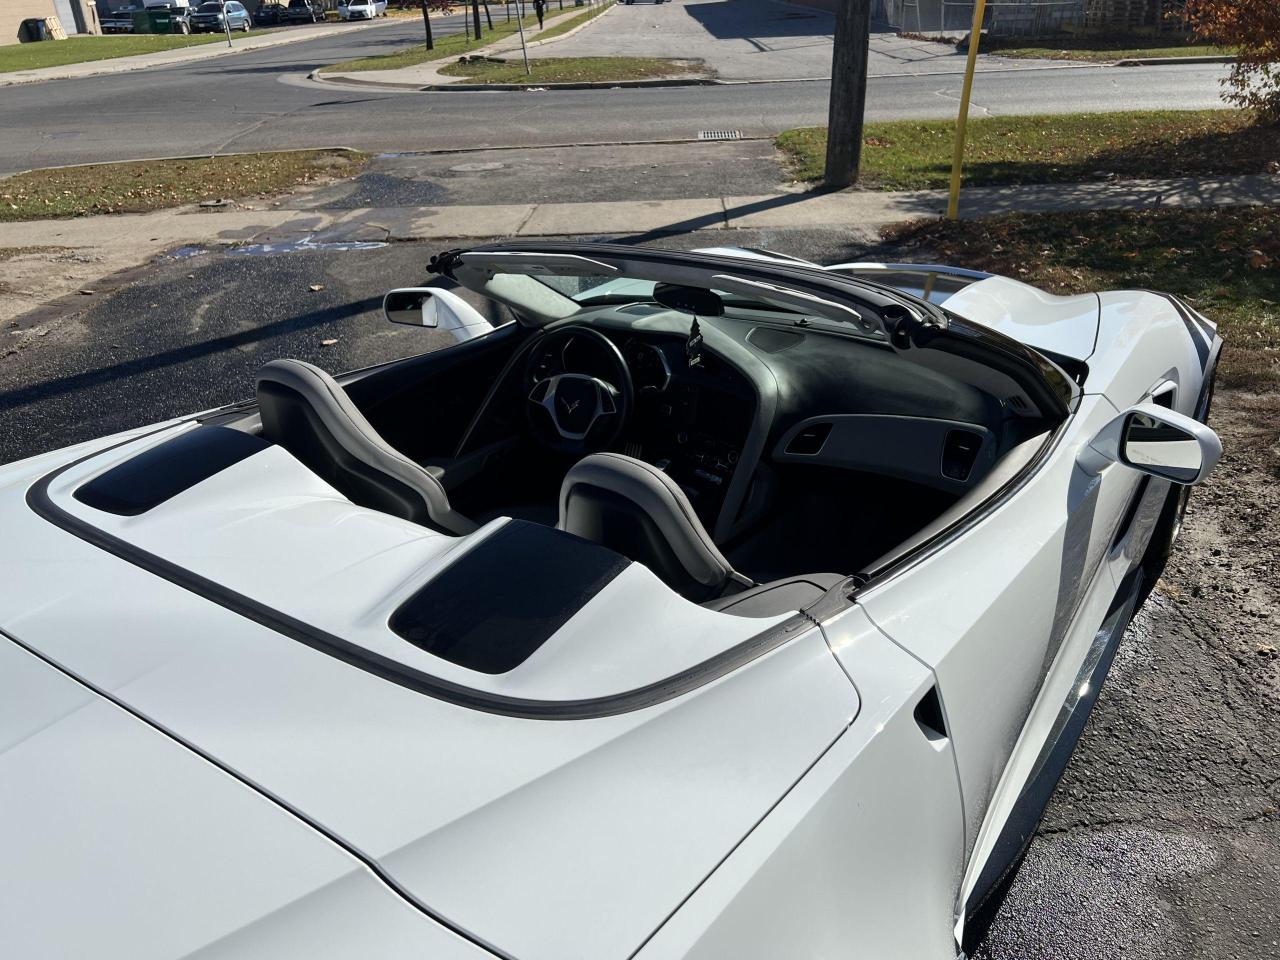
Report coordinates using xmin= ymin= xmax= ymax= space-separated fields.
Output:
xmin=196 ymin=3 xmax=222 ymax=11
xmin=532 ymin=272 xmax=815 ymax=322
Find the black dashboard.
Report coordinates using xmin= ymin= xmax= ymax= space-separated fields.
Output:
xmin=520 ymin=303 xmax=1022 ymax=544
xmin=527 ymin=327 xmax=755 ymax=528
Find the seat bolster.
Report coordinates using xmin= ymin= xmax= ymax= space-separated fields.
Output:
xmin=558 ymin=452 xmax=737 ymax=589
xmin=257 ymin=359 xmax=475 ymax=535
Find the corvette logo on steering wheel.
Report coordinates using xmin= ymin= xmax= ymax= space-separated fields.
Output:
xmin=562 ymin=397 xmax=581 ymax=414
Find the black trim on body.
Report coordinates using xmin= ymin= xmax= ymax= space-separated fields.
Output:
xmin=73 ymin=426 xmax=268 ymax=516
xmin=25 ymin=427 xmax=813 ymax=721
xmin=962 ymin=566 xmax=1145 ymax=953
xmin=391 ymin=521 xmax=630 ymax=674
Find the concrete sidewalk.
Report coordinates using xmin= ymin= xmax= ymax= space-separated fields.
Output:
xmin=4 ymin=173 xmax=1277 ymax=325
xmin=7 ymin=173 xmax=1277 ymax=246
xmin=0 ymin=17 xmax=405 ymax=88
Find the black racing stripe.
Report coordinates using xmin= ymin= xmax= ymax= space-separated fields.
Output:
xmin=26 ymin=428 xmax=811 ymax=721
xmin=1164 ymin=294 xmax=1211 ymax=370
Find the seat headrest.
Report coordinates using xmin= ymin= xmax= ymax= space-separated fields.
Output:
xmin=558 ymin=453 xmax=749 ymax=600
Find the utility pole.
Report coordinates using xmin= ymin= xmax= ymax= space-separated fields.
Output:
xmin=823 ymin=0 xmax=871 ymax=189
xmin=947 ymin=0 xmax=988 ymax=219
xmin=420 ymin=0 xmax=433 ymax=49
xmin=219 ymin=0 xmax=233 ymax=47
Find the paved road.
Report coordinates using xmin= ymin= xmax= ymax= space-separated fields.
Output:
xmin=1 ymin=9 xmax=1230 ymax=174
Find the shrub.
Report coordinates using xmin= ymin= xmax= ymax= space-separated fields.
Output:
xmin=1185 ymin=0 xmax=1280 ymax=122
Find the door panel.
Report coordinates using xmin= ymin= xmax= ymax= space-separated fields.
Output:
xmin=857 ymin=395 xmax=1139 ymax=856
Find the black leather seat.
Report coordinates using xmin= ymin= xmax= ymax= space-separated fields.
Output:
xmin=557 ymin=453 xmax=753 ymax=601
xmin=256 ymin=359 xmax=475 ymax=535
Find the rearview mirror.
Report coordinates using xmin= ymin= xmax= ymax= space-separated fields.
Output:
xmin=382 ymin=287 xmax=495 ymax=343
xmin=653 ymin=283 xmax=724 ymax=317
xmin=1081 ymin=401 xmax=1221 ymax=485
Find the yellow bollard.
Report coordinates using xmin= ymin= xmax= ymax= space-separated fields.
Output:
xmin=946 ymin=0 xmax=988 ymax=221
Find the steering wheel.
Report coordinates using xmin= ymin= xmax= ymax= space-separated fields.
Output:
xmin=525 ymin=326 xmax=634 ymax=455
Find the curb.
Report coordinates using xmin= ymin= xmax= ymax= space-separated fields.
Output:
xmin=0 ymin=146 xmax=363 ymax=181
xmin=418 ymin=76 xmax=718 ymax=90
xmin=1114 ymin=55 xmax=1237 ymax=66
xmin=0 ymin=18 xmax=402 ymax=88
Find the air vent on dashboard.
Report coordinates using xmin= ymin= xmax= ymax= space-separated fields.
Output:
xmin=785 ymin=422 xmax=832 ymax=456
xmin=746 ymin=327 xmax=805 ymax=354
xmin=941 ymin=429 xmax=983 ymax=482
xmin=1004 ymin=393 xmax=1033 ymax=415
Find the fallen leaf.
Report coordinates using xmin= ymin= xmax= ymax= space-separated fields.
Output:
xmin=309 ymin=284 xmax=326 ymax=292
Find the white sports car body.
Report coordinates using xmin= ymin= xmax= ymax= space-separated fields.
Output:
xmin=1 ymin=243 xmax=1221 ymax=959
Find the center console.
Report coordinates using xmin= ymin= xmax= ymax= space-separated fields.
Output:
xmin=622 ymin=340 xmax=754 ymax=527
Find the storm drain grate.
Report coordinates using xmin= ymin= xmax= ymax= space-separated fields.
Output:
xmin=698 ymin=129 xmax=742 ymax=141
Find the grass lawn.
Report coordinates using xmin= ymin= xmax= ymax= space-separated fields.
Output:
xmin=776 ymin=110 xmax=1279 ymax=189
xmin=0 ymin=150 xmax=365 ymax=222
xmin=884 ymin=209 xmax=1280 ymax=389
xmin=0 ymin=31 xmax=275 ymax=73
xmin=323 ymin=0 xmax=610 ymax=71
xmin=0 ymin=246 xmax=65 ymax=261
xmin=439 ymin=55 xmax=699 ymax=83
xmin=978 ymin=33 xmax=1236 ymax=62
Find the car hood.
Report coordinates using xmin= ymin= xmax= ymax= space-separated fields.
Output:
xmin=0 ymin=432 xmax=859 ymax=960
xmin=939 ymin=275 xmax=1100 ymax=362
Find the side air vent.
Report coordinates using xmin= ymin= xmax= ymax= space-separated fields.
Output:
xmin=941 ymin=428 xmax=983 ymax=482
xmin=746 ymin=327 xmax=805 ymax=354
xmin=914 ymin=686 xmax=949 ymax=742
xmin=785 ymin=422 xmax=832 ymax=456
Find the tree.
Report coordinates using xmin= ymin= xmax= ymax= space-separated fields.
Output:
xmin=420 ymin=0 xmax=455 ymax=50
xmin=823 ymin=0 xmax=872 ymax=188
xmin=1185 ymin=0 xmax=1280 ymax=122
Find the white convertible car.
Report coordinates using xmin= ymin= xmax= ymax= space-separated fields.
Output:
xmin=1 ymin=243 xmax=1221 ymax=959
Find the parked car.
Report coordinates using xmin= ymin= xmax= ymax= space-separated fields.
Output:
xmin=253 ymin=1 xmax=286 ymax=24
xmin=0 ymin=243 xmax=1222 ymax=959
xmin=99 ymin=5 xmax=141 ymax=32
xmin=339 ymin=0 xmax=387 ymax=19
xmin=189 ymin=0 xmax=252 ymax=31
xmin=281 ymin=0 xmax=324 ymax=23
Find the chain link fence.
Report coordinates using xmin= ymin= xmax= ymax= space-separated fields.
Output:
xmin=878 ymin=0 xmax=1188 ymax=38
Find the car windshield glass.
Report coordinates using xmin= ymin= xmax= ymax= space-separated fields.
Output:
xmin=196 ymin=3 xmax=222 ymax=10
xmin=530 ymin=272 xmax=811 ymax=322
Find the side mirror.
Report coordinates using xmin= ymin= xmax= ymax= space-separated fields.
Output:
xmin=383 ymin=288 xmax=440 ymax=328
xmin=382 ymin=287 xmax=495 ymax=343
xmin=1082 ymin=401 xmax=1221 ymax=485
